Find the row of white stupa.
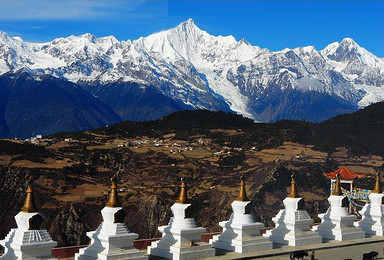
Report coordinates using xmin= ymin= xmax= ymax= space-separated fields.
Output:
xmin=0 ymin=173 xmax=383 ymax=260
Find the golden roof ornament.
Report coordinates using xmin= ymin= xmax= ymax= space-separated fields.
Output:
xmin=106 ymin=173 xmax=121 ymax=208
xmin=332 ymin=173 xmax=342 ymax=196
xmin=175 ymin=178 xmax=189 ymax=204
xmin=288 ymin=173 xmax=299 ymax=198
xmin=372 ymin=172 xmax=381 ymax=193
xmin=235 ymin=173 xmax=249 ymax=201
xmin=21 ymin=177 xmax=38 ymax=213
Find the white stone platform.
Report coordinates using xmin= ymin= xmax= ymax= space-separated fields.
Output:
xmin=264 ymin=197 xmax=322 ymax=246
xmin=75 ymin=180 xmax=147 ymax=260
xmin=210 ymin=175 xmax=272 ymax=253
xmin=357 ymin=191 xmax=384 ymax=235
xmin=148 ymin=203 xmax=215 ymax=260
xmin=148 ymin=179 xmax=215 ymax=260
xmin=75 ymin=207 xmax=147 ymax=260
xmin=313 ymin=184 xmax=365 ymax=241
xmin=264 ymin=174 xmax=322 ymax=246
xmin=0 ymin=184 xmax=57 ymax=260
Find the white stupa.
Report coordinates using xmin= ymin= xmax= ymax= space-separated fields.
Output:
xmin=147 ymin=178 xmax=215 ymax=260
xmin=312 ymin=174 xmax=365 ymax=241
xmin=209 ymin=174 xmax=272 ymax=253
xmin=75 ymin=178 xmax=147 ymax=260
xmin=264 ymin=174 xmax=322 ymax=246
xmin=0 ymin=181 xmax=57 ymax=259
xmin=357 ymin=172 xmax=384 ymax=235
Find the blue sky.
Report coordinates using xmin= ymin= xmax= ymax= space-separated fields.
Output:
xmin=0 ymin=0 xmax=383 ymax=57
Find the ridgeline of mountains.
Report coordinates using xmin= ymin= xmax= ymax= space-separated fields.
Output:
xmin=1 ymin=19 xmax=384 ymax=138
xmin=57 ymin=101 xmax=384 ymax=158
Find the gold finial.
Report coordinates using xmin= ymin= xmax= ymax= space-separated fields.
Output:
xmin=21 ymin=177 xmax=38 ymax=213
xmin=288 ymin=173 xmax=299 ymax=198
xmin=235 ymin=173 xmax=249 ymax=201
xmin=175 ymin=178 xmax=189 ymax=204
xmin=106 ymin=174 xmax=121 ymax=208
xmin=332 ymin=173 xmax=342 ymax=196
xmin=372 ymin=172 xmax=381 ymax=193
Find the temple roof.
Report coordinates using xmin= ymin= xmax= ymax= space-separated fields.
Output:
xmin=324 ymin=166 xmax=366 ymax=180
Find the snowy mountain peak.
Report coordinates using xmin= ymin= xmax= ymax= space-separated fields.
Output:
xmin=239 ymin=38 xmax=250 ymax=45
xmin=80 ymin=32 xmax=94 ymax=38
xmin=321 ymin=38 xmax=363 ymax=63
xmin=173 ymin=18 xmax=205 ymax=39
xmin=322 ymin=38 xmax=359 ymax=53
xmin=0 ymin=23 xmax=383 ymax=123
xmin=12 ymin=36 xmax=23 ymax=41
xmin=134 ymin=19 xmax=210 ymax=61
xmin=0 ymin=30 xmax=8 ymax=38
xmin=320 ymin=42 xmax=338 ymax=56
xmin=68 ymin=32 xmax=97 ymax=43
xmin=294 ymin=45 xmax=317 ymax=54
xmin=0 ymin=30 xmax=13 ymax=43
xmin=181 ymin=18 xmax=196 ymax=27
xmin=340 ymin=37 xmax=357 ymax=46
xmin=321 ymin=37 xmax=384 ymax=69
xmin=173 ymin=18 xmax=201 ymax=34
xmin=103 ymin=35 xmax=119 ymax=43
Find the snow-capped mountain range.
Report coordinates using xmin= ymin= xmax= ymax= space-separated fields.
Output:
xmin=1 ymin=18 xmax=384 ymax=136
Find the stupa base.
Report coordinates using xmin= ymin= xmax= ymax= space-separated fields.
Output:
xmin=0 ymin=228 xmax=57 ymax=260
xmin=148 ymin=241 xmax=215 ymax=260
xmin=265 ymin=229 xmax=322 ymax=246
xmin=313 ymin=226 xmax=365 ymax=241
xmin=75 ymin=248 xmax=147 ymax=260
xmin=210 ymin=235 xmax=272 ymax=253
xmin=358 ymin=223 xmax=384 ymax=236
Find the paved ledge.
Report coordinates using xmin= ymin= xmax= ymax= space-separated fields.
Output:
xmin=200 ymin=236 xmax=384 ymax=260
xmin=6 ymin=235 xmax=383 ymax=259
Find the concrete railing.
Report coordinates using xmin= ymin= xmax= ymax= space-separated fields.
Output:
xmin=48 ymin=228 xmax=276 ymax=259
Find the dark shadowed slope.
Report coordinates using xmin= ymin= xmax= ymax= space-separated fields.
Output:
xmin=0 ymin=72 xmax=121 ymax=138
xmin=311 ymin=101 xmax=384 ymax=155
xmin=84 ymin=82 xmax=192 ymax=121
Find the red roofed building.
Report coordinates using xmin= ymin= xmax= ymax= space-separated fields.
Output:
xmin=324 ymin=166 xmax=367 ymax=213
xmin=324 ymin=166 xmax=366 ymax=180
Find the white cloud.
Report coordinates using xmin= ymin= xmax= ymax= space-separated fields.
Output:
xmin=0 ymin=0 xmax=145 ymax=20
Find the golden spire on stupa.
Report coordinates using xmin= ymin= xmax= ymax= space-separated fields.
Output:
xmin=372 ymin=172 xmax=381 ymax=194
xmin=106 ymin=173 xmax=121 ymax=208
xmin=175 ymin=178 xmax=189 ymax=204
xmin=288 ymin=173 xmax=299 ymax=198
xmin=235 ymin=173 xmax=249 ymax=201
xmin=332 ymin=173 xmax=343 ymax=196
xmin=21 ymin=177 xmax=38 ymax=213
